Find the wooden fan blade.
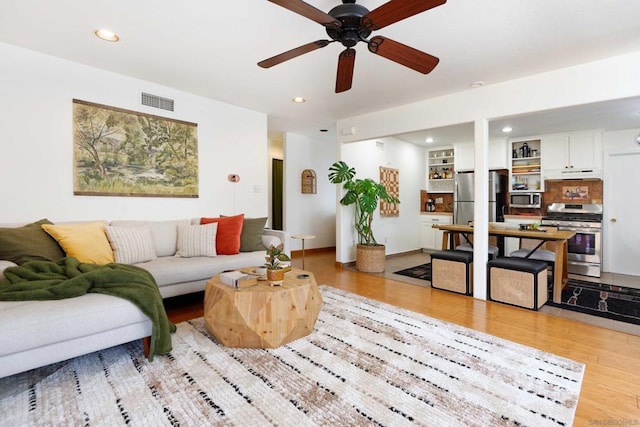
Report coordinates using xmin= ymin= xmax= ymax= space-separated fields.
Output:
xmin=258 ymin=40 xmax=331 ymax=68
xmin=335 ymin=48 xmax=356 ymax=93
xmin=368 ymin=36 xmax=439 ymax=74
xmin=363 ymin=0 xmax=446 ymax=30
xmin=268 ymin=0 xmax=341 ymax=28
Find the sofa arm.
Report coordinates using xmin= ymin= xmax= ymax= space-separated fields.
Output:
xmin=262 ymin=229 xmax=291 ymax=257
xmin=0 ymin=260 xmax=18 ymax=280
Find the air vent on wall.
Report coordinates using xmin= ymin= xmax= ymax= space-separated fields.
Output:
xmin=376 ymin=141 xmax=384 ymax=150
xmin=141 ymin=92 xmax=174 ymax=111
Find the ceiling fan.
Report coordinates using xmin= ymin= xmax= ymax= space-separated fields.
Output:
xmin=258 ymin=0 xmax=446 ymax=93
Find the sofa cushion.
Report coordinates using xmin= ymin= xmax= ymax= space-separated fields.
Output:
xmin=41 ymin=222 xmax=114 ymax=265
xmin=109 ymin=219 xmax=190 ymax=257
xmin=0 ymin=294 xmax=149 ymax=356
xmin=176 ymin=223 xmax=218 ymax=258
xmin=138 ymin=252 xmax=267 ymax=287
xmin=0 ymin=219 xmax=65 ymax=265
xmin=105 ymin=225 xmax=157 ymax=264
xmin=0 ymin=261 xmax=17 ymax=280
xmin=200 ymin=214 xmax=244 ymax=255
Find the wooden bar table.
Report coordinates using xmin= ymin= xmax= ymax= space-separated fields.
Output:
xmin=432 ymin=223 xmax=575 ymax=304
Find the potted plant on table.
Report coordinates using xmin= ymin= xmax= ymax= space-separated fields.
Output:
xmin=328 ymin=161 xmax=400 ymax=273
xmin=264 ymin=243 xmax=291 ymax=286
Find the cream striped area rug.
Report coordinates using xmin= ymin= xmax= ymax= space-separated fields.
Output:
xmin=0 ymin=286 xmax=584 ymax=426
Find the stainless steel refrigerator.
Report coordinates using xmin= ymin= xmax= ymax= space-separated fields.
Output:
xmin=454 ymin=171 xmax=505 ymax=225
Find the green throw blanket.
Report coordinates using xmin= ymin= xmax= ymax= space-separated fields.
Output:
xmin=0 ymin=257 xmax=176 ymax=361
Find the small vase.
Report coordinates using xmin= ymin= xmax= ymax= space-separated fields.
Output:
xmin=266 ymin=268 xmax=285 ymax=286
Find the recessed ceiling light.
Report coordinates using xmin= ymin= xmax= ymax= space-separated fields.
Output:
xmin=94 ymin=29 xmax=120 ymax=42
xmin=502 ymin=126 xmax=513 ymax=133
xmin=425 ymin=137 xmax=434 ymax=143
xmin=470 ymin=81 xmax=485 ymax=88
xmin=292 ymin=97 xmax=306 ymax=104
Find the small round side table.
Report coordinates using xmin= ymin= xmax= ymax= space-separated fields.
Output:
xmin=291 ymin=234 xmax=316 ymax=270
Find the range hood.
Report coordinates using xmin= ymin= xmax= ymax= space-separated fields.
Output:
xmin=545 ymin=168 xmax=602 ymax=180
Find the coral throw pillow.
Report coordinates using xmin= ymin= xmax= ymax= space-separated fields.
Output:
xmin=200 ymin=214 xmax=244 ymax=255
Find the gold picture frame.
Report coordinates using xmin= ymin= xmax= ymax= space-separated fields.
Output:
xmin=73 ymin=99 xmax=198 ymax=198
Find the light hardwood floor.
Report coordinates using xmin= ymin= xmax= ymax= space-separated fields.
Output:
xmin=164 ymin=249 xmax=640 ymax=425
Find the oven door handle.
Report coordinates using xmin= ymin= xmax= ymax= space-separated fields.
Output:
xmin=558 ymin=226 xmax=601 ymax=232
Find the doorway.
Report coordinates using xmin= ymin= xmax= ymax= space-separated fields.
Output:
xmin=271 ymin=158 xmax=283 ymax=230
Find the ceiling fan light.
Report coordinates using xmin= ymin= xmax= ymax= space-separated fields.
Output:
xmin=94 ymin=29 xmax=119 ymax=42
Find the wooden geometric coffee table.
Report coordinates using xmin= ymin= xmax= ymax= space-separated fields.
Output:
xmin=203 ymin=268 xmax=323 ymax=348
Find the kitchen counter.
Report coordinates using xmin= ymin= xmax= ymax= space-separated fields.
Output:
xmin=504 ymin=214 xmax=542 ymax=220
xmin=421 ymin=212 xmax=453 ymax=216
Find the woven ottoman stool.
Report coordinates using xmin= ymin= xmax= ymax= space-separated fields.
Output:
xmin=430 ymin=250 xmax=473 ymax=295
xmin=487 ymin=257 xmax=548 ymax=310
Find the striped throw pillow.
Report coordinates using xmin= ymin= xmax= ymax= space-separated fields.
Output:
xmin=175 ymin=223 xmax=218 ymax=258
xmin=105 ymin=225 xmax=157 ymax=264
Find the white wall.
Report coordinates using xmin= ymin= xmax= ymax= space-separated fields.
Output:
xmin=337 ymin=137 xmax=425 ymax=263
xmin=603 ymin=128 xmax=640 ymax=153
xmin=0 ymin=43 xmax=269 ymax=223
xmin=284 ymin=132 xmax=336 ymax=250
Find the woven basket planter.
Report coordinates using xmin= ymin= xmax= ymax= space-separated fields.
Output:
xmin=356 ymin=244 xmax=386 ymax=273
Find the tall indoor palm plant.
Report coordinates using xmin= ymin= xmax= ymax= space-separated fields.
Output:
xmin=328 ymin=161 xmax=400 ymax=246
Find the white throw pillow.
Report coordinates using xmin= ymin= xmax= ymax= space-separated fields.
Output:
xmin=176 ymin=223 xmax=218 ymax=258
xmin=110 ymin=219 xmax=190 ymax=257
xmin=105 ymin=225 xmax=157 ymax=264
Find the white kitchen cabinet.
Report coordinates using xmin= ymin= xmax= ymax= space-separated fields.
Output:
xmin=420 ymin=214 xmax=452 ymax=250
xmin=453 ymin=142 xmax=474 ymax=171
xmin=542 ymin=130 xmax=602 ymax=171
xmin=503 ymin=217 xmax=541 ymax=255
xmin=453 ymin=139 xmax=508 ymax=172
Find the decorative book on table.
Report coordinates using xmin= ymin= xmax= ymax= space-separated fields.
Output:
xmin=218 ymin=271 xmax=258 ymax=289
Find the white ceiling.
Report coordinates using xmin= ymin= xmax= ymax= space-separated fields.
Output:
xmin=395 ymin=97 xmax=640 ymax=147
xmin=1 ymin=0 xmax=640 ymax=144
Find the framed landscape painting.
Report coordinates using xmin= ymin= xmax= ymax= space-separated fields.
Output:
xmin=73 ymin=99 xmax=199 ymax=198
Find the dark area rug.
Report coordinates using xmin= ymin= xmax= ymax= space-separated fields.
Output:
xmin=547 ymin=279 xmax=640 ymax=325
xmin=395 ymin=263 xmax=640 ymax=326
xmin=394 ymin=263 xmax=431 ymax=281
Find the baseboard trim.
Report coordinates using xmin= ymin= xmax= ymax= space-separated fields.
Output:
xmin=336 ymin=249 xmax=423 ymax=269
xmin=291 ymin=247 xmax=335 ymax=256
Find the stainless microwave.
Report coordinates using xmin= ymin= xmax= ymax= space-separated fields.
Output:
xmin=509 ymin=192 xmax=541 ymax=208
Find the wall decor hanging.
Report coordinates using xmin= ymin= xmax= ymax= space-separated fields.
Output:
xmin=301 ymin=169 xmax=317 ymax=194
xmin=72 ymin=99 xmax=198 ymax=198
xmin=379 ymin=166 xmax=399 ymax=216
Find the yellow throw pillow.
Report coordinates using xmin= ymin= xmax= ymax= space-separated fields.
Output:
xmin=41 ymin=222 xmax=114 ymax=265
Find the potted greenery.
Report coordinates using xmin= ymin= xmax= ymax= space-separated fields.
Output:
xmin=264 ymin=243 xmax=291 ymax=285
xmin=328 ymin=161 xmax=400 ymax=273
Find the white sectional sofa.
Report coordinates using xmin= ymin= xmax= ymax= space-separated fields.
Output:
xmin=0 ymin=217 xmax=289 ymax=378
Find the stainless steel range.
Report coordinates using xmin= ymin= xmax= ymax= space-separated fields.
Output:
xmin=541 ymin=203 xmax=603 ymax=277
